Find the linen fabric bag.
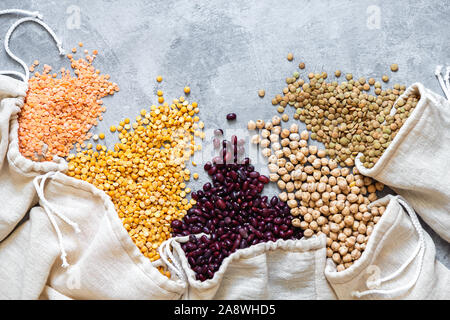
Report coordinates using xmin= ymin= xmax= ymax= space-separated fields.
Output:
xmin=0 ymin=13 xmax=186 ymax=300
xmin=0 ymin=171 xmax=187 ymax=299
xmin=355 ymin=83 xmax=450 ymax=242
xmin=158 ymin=233 xmax=336 ymax=300
xmin=325 ymin=195 xmax=450 ymax=300
xmin=0 ymin=12 xmax=68 ymax=241
xmin=0 ymin=74 xmax=66 ymax=241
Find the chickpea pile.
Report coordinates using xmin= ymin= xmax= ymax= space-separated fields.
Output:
xmin=67 ymin=96 xmax=203 ymax=262
xmin=271 ymin=70 xmax=420 ymax=168
xmin=250 ymin=117 xmax=386 ymax=271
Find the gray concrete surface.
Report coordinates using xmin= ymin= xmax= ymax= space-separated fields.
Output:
xmin=0 ymin=0 xmax=448 ymax=267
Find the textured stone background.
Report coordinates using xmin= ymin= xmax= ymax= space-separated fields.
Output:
xmin=1 ymin=0 xmax=448 ymax=267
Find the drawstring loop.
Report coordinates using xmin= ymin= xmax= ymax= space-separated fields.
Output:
xmin=157 ymin=233 xmax=210 ymax=283
xmin=0 ymin=16 xmax=65 ymax=82
xmin=435 ymin=65 xmax=450 ymax=100
xmin=351 ymin=196 xmax=425 ymax=298
xmin=33 ymin=172 xmax=81 ymax=268
xmin=158 ymin=238 xmax=187 ymax=283
xmin=444 ymin=66 xmax=450 ymax=98
xmin=0 ymin=8 xmax=43 ymax=19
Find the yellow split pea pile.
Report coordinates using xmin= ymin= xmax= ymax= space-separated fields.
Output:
xmin=67 ymin=92 xmax=204 ymax=263
xmin=18 ymin=45 xmax=118 ymax=161
xmin=250 ymin=118 xmax=386 ymax=271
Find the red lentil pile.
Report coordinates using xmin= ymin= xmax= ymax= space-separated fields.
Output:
xmin=18 ymin=45 xmax=119 ymax=161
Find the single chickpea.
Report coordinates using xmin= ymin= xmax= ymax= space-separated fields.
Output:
xmin=300 ymin=130 xmax=309 ymax=140
xmin=327 ymin=248 xmax=333 ymax=258
xmin=291 ymin=218 xmax=301 ymax=228
xmin=256 ymin=119 xmax=265 ymax=129
xmin=271 ymin=116 xmax=281 ymax=125
xmin=300 ymin=221 xmax=309 ymax=230
xmin=304 ymin=213 xmax=313 ymax=223
xmin=332 ymin=253 xmax=341 ymax=264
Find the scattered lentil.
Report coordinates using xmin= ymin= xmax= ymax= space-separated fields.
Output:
xmin=270 ymin=67 xmax=419 ymax=167
xmin=390 ymin=64 xmax=398 ymax=72
xmin=18 ymin=48 xmax=118 ymax=161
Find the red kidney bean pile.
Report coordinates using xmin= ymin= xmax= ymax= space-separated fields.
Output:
xmin=171 ymin=135 xmax=303 ymax=281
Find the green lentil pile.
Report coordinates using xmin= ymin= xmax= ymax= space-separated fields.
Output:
xmin=271 ymin=70 xmax=420 ymax=168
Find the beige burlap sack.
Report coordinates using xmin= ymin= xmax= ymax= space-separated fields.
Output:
xmin=158 ymin=233 xmax=336 ymax=300
xmin=0 ymin=13 xmax=68 ymax=241
xmin=325 ymin=195 xmax=450 ymax=300
xmin=356 ymin=83 xmax=450 ymax=242
xmin=0 ymin=171 xmax=186 ymax=299
xmin=0 ymin=14 xmax=187 ymax=299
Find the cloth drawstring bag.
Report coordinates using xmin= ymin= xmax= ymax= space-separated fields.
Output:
xmin=0 ymin=11 xmax=67 ymax=241
xmin=325 ymin=195 xmax=450 ymax=300
xmin=158 ymin=233 xmax=336 ymax=300
xmin=0 ymin=171 xmax=186 ymax=299
xmin=355 ymin=83 xmax=450 ymax=242
xmin=0 ymin=12 xmax=186 ymax=299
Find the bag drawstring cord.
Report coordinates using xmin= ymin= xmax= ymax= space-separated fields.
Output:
xmin=0 ymin=9 xmax=43 ymax=81
xmin=435 ymin=65 xmax=450 ymax=100
xmin=33 ymin=172 xmax=81 ymax=268
xmin=0 ymin=8 xmax=43 ymax=19
xmin=0 ymin=15 xmax=65 ymax=82
xmin=351 ymin=196 xmax=425 ymax=299
xmin=158 ymin=237 xmax=188 ymax=283
xmin=444 ymin=66 xmax=450 ymax=99
xmin=157 ymin=233 xmax=210 ymax=284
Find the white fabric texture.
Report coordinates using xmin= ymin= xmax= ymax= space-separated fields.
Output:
xmin=0 ymin=75 xmax=66 ymax=242
xmin=160 ymin=233 xmax=336 ymax=300
xmin=0 ymin=171 xmax=186 ymax=299
xmin=325 ymin=195 xmax=450 ymax=300
xmin=356 ymin=83 xmax=450 ymax=242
